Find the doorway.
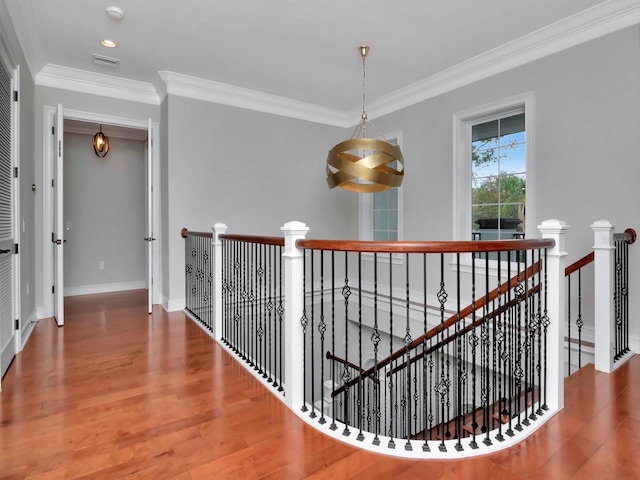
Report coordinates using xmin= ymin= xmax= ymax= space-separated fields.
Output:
xmin=42 ymin=107 xmax=160 ymax=321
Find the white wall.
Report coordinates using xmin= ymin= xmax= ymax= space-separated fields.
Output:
xmin=62 ymin=132 xmax=146 ymax=294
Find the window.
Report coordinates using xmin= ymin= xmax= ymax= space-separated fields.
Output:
xmin=453 ymin=93 xmax=534 ymax=261
xmin=472 ymin=113 xmax=525 ymax=240
xmin=359 ymin=133 xmax=402 ymax=241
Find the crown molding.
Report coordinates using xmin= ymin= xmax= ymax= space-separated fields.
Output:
xmin=36 ymin=64 xmax=160 ymax=105
xmin=359 ymin=0 xmax=640 ymax=123
xmin=3 ymin=0 xmax=47 ymax=79
xmin=157 ymin=71 xmax=350 ymax=128
xmin=11 ymin=0 xmax=639 ymax=126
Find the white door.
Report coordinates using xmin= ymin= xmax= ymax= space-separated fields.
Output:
xmin=145 ymin=118 xmax=154 ymax=313
xmin=0 ymin=58 xmax=16 ymax=379
xmin=53 ymin=104 xmax=64 ymax=326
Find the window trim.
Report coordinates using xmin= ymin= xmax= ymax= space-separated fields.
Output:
xmin=452 ymin=93 xmax=535 ymax=268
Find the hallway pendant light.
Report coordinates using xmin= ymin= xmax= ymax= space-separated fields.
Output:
xmin=92 ymin=125 xmax=110 ymax=157
xmin=326 ymin=45 xmax=404 ymax=193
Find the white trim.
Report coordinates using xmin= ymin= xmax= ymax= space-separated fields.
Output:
xmin=36 ymin=64 xmax=160 ymax=105
xmin=1 ymin=0 xmax=46 ymax=79
xmin=41 ymin=107 xmax=162 ymax=316
xmin=4 ymin=0 xmax=639 ymax=124
xmin=12 ymin=64 xmax=21 ymax=353
xmin=20 ymin=308 xmax=37 ymax=349
xmin=64 ymin=281 xmax=145 ymax=297
xmin=158 ymin=71 xmax=349 ymax=127
xmin=162 ymin=294 xmax=185 ymax=313
xmin=361 ymin=0 xmax=640 ymax=122
xmin=452 ymin=92 xmax=534 ymax=253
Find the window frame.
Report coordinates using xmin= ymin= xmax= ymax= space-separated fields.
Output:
xmin=452 ymin=93 xmax=535 ymax=270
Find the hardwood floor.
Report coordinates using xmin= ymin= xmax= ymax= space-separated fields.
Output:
xmin=1 ymin=290 xmax=639 ymax=479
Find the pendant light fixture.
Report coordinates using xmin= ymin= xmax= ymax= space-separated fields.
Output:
xmin=326 ymin=45 xmax=404 ymax=193
xmin=92 ymin=124 xmax=110 ymax=158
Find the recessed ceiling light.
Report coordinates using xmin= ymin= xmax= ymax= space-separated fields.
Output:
xmin=100 ymin=39 xmax=117 ymax=48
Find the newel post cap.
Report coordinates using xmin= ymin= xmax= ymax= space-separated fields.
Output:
xmin=537 ymin=219 xmax=569 ymax=232
xmin=281 ymin=221 xmax=309 ymax=235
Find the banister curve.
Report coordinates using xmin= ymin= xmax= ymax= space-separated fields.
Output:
xmin=297 ymin=238 xmax=554 ymax=254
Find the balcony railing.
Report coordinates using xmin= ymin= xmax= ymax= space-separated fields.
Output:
xmin=180 ymin=219 xmax=634 ymax=458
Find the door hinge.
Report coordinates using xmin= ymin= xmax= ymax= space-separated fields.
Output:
xmin=52 ymin=285 xmax=55 ymax=294
xmin=14 ymin=166 xmax=18 ymax=178
xmin=52 ymin=178 xmax=54 ymax=188
xmin=58 ymin=140 xmax=61 ymax=157
xmin=52 ymin=126 xmax=55 ymax=135
xmin=52 ymin=232 xmax=55 ymax=243
xmin=13 ymin=90 xmax=18 ymax=102
xmin=14 ymin=243 xmax=18 ymax=254
xmin=15 ymin=319 xmax=19 ymax=330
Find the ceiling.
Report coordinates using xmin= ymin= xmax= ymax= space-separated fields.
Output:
xmin=3 ymin=0 xmax=637 ymax=117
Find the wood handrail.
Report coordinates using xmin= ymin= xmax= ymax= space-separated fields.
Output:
xmin=332 ymin=260 xmax=542 ymax=397
xmin=614 ymin=228 xmax=637 ymax=244
xmin=219 ymin=234 xmax=285 ymax=247
xmin=565 ymin=252 xmax=594 ymax=277
xmin=387 ymin=283 xmax=541 ymax=377
xmin=564 ymin=227 xmax=635 ymax=277
xmin=297 ymin=238 xmax=554 ymax=254
xmin=326 ymin=351 xmax=364 ymax=373
xmin=181 ymin=228 xmax=213 ymax=239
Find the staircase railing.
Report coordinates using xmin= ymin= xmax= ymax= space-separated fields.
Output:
xmin=564 ymin=252 xmax=594 ymax=375
xmin=565 ymin=223 xmax=635 ymax=375
xmin=181 ymin=228 xmax=214 ymax=331
xmin=219 ymin=233 xmax=285 ymax=392
xmin=297 ymin=237 xmax=556 ymax=453
xmin=182 ymin=219 xmax=634 ymax=457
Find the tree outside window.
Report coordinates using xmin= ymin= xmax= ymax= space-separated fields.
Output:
xmin=471 ymin=113 xmax=526 ymax=240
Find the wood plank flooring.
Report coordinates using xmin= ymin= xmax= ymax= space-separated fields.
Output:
xmin=1 ymin=290 xmax=639 ymax=479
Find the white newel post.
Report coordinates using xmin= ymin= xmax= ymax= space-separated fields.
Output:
xmin=592 ymin=220 xmax=615 ymax=373
xmin=538 ymin=219 xmax=568 ymax=411
xmin=281 ymin=221 xmax=309 ymax=410
xmin=212 ymin=222 xmax=228 ymax=342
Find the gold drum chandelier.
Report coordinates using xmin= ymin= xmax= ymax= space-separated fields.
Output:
xmin=92 ymin=124 xmax=110 ymax=158
xmin=326 ymin=45 xmax=404 ymax=193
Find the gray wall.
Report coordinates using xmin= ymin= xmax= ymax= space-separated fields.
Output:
xmin=374 ymin=26 xmax=640 ymax=255
xmin=372 ymin=25 xmax=640 ymax=341
xmin=62 ymin=132 xmax=146 ymax=291
xmin=162 ymin=96 xmax=356 ymax=307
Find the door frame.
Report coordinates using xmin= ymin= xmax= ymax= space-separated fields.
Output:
xmin=41 ymin=107 xmax=161 ymax=316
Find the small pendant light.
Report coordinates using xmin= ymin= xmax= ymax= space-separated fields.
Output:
xmin=92 ymin=124 xmax=110 ymax=158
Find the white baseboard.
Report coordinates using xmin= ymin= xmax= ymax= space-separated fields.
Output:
xmin=162 ymin=295 xmax=185 ymax=312
xmin=20 ymin=309 xmax=38 ymax=350
xmin=36 ymin=306 xmax=48 ymax=320
xmin=64 ymin=281 xmax=145 ymax=297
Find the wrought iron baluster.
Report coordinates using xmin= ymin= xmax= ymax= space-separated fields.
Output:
xmin=357 ymin=252 xmax=365 ymax=441
xmin=372 ymin=253 xmax=381 ymax=446
xmin=342 ymin=252 xmax=351 ymax=437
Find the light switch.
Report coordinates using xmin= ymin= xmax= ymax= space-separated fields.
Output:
xmin=66 ymin=221 xmax=72 ymax=231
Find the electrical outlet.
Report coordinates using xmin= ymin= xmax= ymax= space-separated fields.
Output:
xmin=99 ymin=261 xmax=105 ymax=270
